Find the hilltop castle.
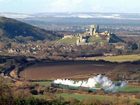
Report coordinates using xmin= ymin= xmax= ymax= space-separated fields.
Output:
xmin=61 ymin=24 xmax=123 ymax=45
xmin=76 ymin=25 xmax=110 ymax=45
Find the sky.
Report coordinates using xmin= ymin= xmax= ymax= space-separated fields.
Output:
xmin=0 ymin=0 xmax=140 ymax=13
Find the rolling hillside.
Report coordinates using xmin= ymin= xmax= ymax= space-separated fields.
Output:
xmin=0 ymin=17 xmax=62 ymax=42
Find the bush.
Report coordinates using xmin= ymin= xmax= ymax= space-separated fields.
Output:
xmin=68 ymin=98 xmax=81 ymax=105
xmin=30 ymin=89 xmax=38 ymax=95
xmin=14 ymin=97 xmax=50 ymax=105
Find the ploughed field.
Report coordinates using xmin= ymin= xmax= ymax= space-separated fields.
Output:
xmin=19 ymin=61 xmax=140 ymax=80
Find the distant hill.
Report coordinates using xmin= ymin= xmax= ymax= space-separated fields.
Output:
xmin=0 ymin=17 xmax=62 ymax=43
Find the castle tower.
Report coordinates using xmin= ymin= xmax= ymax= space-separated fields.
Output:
xmin=96 ymin=25 xmax=99 ymax=33
xmin=89 ymin=25 xmax=95 ymax=36
xmin=76 ymin=35 xmax=83 ymax=45
xmin=89 ymin=25 xmax=99 ymax=36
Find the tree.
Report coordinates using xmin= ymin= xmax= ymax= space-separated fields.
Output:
xmin=131 ymin=43 xmax=138 ymax=50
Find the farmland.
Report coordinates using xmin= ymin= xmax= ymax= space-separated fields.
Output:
xmin=1 ymin=56 xmax=140 ymax=105
xmin=19 ymin=60 xmax=140 ymax=80
xmin=80 ymin=54 xmax=140 ymax=62
xmin=19 ymin=63 xmax=115 ymax=80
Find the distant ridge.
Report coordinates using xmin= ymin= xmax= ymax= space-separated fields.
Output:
xmin=1 ymin=12 xmax=140 ymax=20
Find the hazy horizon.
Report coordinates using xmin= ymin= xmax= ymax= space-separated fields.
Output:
xmin=1 ymin=12 xmax=140 ymax=14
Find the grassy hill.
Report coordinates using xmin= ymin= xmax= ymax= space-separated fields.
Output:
xmin=58 ymin=37 xmax=78 ymax=44
xmin=0 ymin=17 xmax=62 ymax=42
xmin=57 ymin=33 xmax=123 ymax=45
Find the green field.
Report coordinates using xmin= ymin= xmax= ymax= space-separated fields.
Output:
xmin=56 ymin=93 xmax=140 ymax=104
xmin=33 ymin=92 xmax=140 ymax=104
xmin=31 ymin=81 xmax=52 ymax=86
xmin=117 ymin=86 xmax=140 ymax=93
xmin=57 ymin=93 xmax=109 ymax=101
xmin=86 ymin=54 xmax=140 ymax=62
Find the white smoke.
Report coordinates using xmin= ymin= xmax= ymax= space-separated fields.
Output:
xmin=53 ymin=74 xmax=127 ymax=92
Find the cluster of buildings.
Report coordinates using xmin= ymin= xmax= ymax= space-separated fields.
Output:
xmin=0 ymin=42 xmax=48 ymax=57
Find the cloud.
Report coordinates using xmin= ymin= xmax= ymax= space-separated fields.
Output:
xmin=0 ymin=0 xmax=12 ymax=3
xmin=48 ymin=0 xmax=86 ymax=12
xmin=0 ymin=0 xmax=10 ymax=2
xmin=47 ymin=0 xmax=105 ymax=13
xmin=0 ymin=0 xmax=5 ymax=2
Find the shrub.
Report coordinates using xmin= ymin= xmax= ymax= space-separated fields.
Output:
xmin=30 ymin=89 xmax=38 ymax=95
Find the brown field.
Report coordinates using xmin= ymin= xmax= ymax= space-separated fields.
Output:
xmin=19 ymin=61 xmax=140 ymax=80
